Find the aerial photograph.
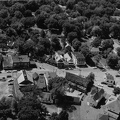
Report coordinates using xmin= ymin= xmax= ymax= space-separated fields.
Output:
xmin=0 ymin=0 xmax=120 ymax=120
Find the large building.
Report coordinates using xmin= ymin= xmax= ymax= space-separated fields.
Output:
xmin=89 ymin=86 xmax=105 ymax=107
xmin=12 ymin=55 xmax=30 ymax=69
xmin=65 ymin=72 xmax=93 ymax=93
xmin=72 ymin=52 xmax=86 ymax=67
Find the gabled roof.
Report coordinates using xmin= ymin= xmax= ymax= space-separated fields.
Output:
xmin=17 ymin=70 xmax=33 ymax=84
xmin=65 ymin=72 xmax=91 ymax=88
xmin=33 ymin=72 xmax=39 ymax=80
xmin=98 ymin=114 xmax=108 ymax=120
xmin=93 ymin=88 xmax=104 ymax=101
xmin=73 ymin=52 xmax=85 ymax=59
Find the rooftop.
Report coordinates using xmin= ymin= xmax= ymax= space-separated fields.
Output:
xmin=65 ymin=72 xmax=91 ymax=88
xmin=12 ymin=55 xmax=30 ymax=63
xmin=3 ymin=55 xmax=13 ymax=68
xmin=73 ymin=52 xmax=85 ymax=59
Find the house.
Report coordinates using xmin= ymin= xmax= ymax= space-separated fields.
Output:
xmin=64 ymin=52 xmax=75 ymax=68
xmin=12 ymin=55 xmax=30 ymax=69
xmin=33 ymin=72 xmax=47 ymax=91
xmin=104 ymin=73 xmax=115 ymax=87
xmin=55 ymin=52 xmax=64 ymax=69
xmin=3 ymin=55 xmax=13 ymax=70
xmin=90 ymin=47 xmax=100 ymax=55
xmin=105 ymin=95 xmax=120 ymax=120
xmin=17 ymin=70 xmax=33 ymax=87
xmin=13 ymin=77 xmax=24 ymax=100
xmin=97 ymin=114 xmax=108 ymax=120
xmin=40 ymin=92 xmax=53 ymax=104
xmin=65 ymin=72 xmax=93 ymax=93
xmin=72 ymin=52 xmax=86 ymax=67
xmin=89 ymin=86 xmax=105 ymax=107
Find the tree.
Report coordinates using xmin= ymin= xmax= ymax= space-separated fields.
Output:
xmin=101 ymin=39 xmax=114 ymax=51
xmin=36 ymin=11 xmax=49 ymax=29
xmin=79 ymin=43 xmax=90 ymax=57
xmin=67 ymin=32 xmax=78 ymax=44
xmin=40 ymin=30 xmax=46 ymax=38
xmin=116 ymin=47 xmax=120 ymax=57
xmin=48 ymin=77 xmax=67 ymax=105
xmin=109 ymin=23 xmax=120 ymax=39
xmin=18 ymin=95 xmax=48 ymax=120
xmin=49 ymin=112 xmax=59 ymax=120
xmin=25 ymin=1 xmax=39 ymax=12
xmin=91 ymin=37 xmax=102 ymax=47
xmin=51 ymin=35 xmax=62 ymax=51
xmin=9 ymin=2 xmax=26 ymax=15
xmin=58 ymin=110 xmax=69 ymax=120
xmin=91 ymin=26 xmax=102 ymax=37
xmin=21 ymin=17 xmax=35 ymax=28
xmin=100 ymin=23 xmax=111 ymax=39
xmin=72 ymin=38 xmax=81 ymax=51
xmin=66 ymin=0 xmax=75 ymax=9
xmin=0 ymin=97 xmax=13 ymax=120
xmin=0 ymin=9 xmax=9 ymax=18
xmin=53 ymin=5 xmax=63 ymax=14
xmin=24 ymin=10 xmax=32 ymax=17
xmin=14 ymin=11 xmax=23 ymax=19
xmin=113 ymin=87 xmax=120 ymax=95
xmin=107 ymin=53 xmax=118 ymax=69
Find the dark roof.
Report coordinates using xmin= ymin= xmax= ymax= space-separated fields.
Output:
xmin=12 ymin=55 xmax=30 ymax=63
xmin=3 ymin=55 xmax=13 ymax=68
xmin=93 ymin=88 xmax=104 ymax=101
xmin=98 ymin=114 xmax=108 ymax=120
xmin=73 ymin=52 xmax=85 ymax=59
xmin=65 ymin=72 xmax=91 ymax=88
xmin=33 ymin=72 xmax=39 ymax=80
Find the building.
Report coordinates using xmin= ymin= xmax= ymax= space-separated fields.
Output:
xmin=33 ymin=71 xmax=57 ymax=91
xmin=17 ymin=70 xmax=33 ymax=87
xmin=40 ymin=92 xmax=53 ymax=104
xmin=96 ymin=114 xmax=108 ymax=120
xmin=55 ymin=52 xmax=64 ymax=69
xmin=90 ymin=47 xmax=100 ymax=55
xmin=64 ymin=52 xmax=75 ymax=68
xmin=3 ymin=55 xmax=13 ymax=70
xmin=89 ymin=86 xmax=105 ymax=107
xmin=72 ymin=52 xmax=86 ymax=67
xmin=105 ymin=95 xmax=120 ymax=120
xmin=12 ymin=55 xmax=30 ymax=69
xmin=104 ymin=73 xmax=115 ymax=87
xmin=65 ymin=72 xmax=93 ymax=93
xmin=33 ymin=72 xmax=47 ymax=91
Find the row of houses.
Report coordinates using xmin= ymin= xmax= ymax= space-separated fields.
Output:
xmin=54 ymin=51 xmax=86 ymax=69
xmin=0 ymin=54 xmax=36 ymax=70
